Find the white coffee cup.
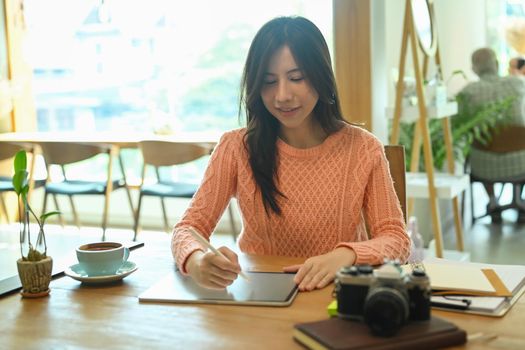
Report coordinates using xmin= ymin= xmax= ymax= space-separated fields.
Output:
xmin=76 ymin=242 xmax=130 ymax=276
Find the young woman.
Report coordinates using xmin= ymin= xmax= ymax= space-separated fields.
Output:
xmin=172 ymin=16 xmax=410 ymax=291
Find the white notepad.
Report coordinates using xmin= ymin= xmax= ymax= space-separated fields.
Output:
xmin=423 ymin=263 xmax=495 ymax=293
xmin=402 ymin=262 xmax=496 ymax=294
xmin=138 ymin=269 xmax=298 ymax=307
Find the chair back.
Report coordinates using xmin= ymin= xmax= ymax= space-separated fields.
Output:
xmin=133 ymin=140 xmax=214 ymax=240
xmin=38 ymin=142 xmax=111 ymax=165
xmin=139 ymin=141 xmax=211 ymax=167
xmin=0 ymin=142 xmax=30 ymax=161
xmin=0 ymin=142 xmax=42 ymax=222
xmin=37 ymin=141 xmax=130 ymax=240
xmin=0 ymin=142 xmax=40 ymax=187
xmin=384 ymin=145 xmax=407 ymax=223
xmin=473 ymin=125 xmax=525 ymax=153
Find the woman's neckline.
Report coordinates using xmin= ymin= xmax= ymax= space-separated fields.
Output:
xmin=276 ymin=124 xmax=348 ymax=158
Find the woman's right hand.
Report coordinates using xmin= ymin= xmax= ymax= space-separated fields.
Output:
xmin=186 ymin=247 xmax=241 ymax=289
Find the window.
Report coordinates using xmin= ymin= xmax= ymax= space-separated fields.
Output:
xmin=24 ymin=0 xmax=333 ymax=135
xmin=486 ymin=0 xmax=525 ymax=75
xmin=22 ymin=0 xmax=333 ymax=199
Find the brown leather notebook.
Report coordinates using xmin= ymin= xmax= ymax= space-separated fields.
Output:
xmin=293 ymin=316 xmax=466 ymax=350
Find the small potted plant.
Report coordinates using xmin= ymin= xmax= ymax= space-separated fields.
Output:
xmin=12 ymin=150 xmax=59 ymax=297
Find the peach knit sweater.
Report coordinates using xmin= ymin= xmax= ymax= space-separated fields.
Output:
xmin=172 ymin=124 xmax=410 ymax=272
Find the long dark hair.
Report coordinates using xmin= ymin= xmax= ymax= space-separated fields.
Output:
xmin=240 ymin=16 xmax=345 ymax=215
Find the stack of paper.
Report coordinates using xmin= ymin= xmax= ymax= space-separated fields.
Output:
xmin=402 ymin=262 xmax=512 ymax=296
xmin=403 ymin=258 xmax=525 ymax=317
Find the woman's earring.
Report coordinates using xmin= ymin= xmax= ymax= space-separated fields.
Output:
xmin=329 ymin=93 xmax=336 ymax=105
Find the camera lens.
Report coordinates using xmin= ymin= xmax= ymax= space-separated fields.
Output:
xmin=363 ymin=287 xmax=409 ymax=337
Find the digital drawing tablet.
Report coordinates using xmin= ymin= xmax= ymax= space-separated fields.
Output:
xmin=138 ymin=270 xmax=298 ymax=307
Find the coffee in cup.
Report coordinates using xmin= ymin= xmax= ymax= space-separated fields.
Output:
xmin=76 ymin=242 xmax=130 ymax=276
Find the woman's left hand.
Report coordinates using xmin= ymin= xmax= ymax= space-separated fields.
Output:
xmin=283 ymin=247 xmax=356 ymax=291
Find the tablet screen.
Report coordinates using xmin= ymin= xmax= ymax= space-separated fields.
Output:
xmin=138 ymin=270 xmax=299 ymax=306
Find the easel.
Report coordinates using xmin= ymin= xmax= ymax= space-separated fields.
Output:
xmin=390 ymin=0 xmax=464 ymax=258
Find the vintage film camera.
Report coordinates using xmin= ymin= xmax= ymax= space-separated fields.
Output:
xmin=335 ymin=260 xmax=431 ymax=337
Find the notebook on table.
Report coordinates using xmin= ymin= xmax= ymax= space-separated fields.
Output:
xmin=293 ymin=316 xmax=466 ymax=350
xmin=427 ymin=261 xmax=525 ymax=316
xmin=401 ymin=262 xmax=512 ymax=296
xmin=138 ymin=269 xmax=298 ymax=306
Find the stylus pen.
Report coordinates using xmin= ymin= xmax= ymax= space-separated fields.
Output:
xmin=188 ymin=227 xmax=250 ymax=281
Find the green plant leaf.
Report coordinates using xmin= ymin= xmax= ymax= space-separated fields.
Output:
xmin=12 ymin=170 xmax=28 ymax=195
xmin=21 ymin=191 xmax=28 ymax=207
xmin=13 ymin=150 xmax=27 ymax=172
xmin=12 ymin=150 xmax=29 ymax=197
xmin=40 ymin=211 xmax=60 ymax=224
xmin=393 ymin=93 xmax=515 ymax=171
xmin=12 ymin=149 xmax=51 ymax=261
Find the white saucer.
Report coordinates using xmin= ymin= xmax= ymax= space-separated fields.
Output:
xmin=65 ymin=261 xmax=138 ymax=283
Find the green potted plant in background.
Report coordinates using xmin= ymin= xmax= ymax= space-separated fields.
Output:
xmin=398 ymin=93 xmax=515 ymax=171
xmin=12 ymin=150 xmax=59 ymax=297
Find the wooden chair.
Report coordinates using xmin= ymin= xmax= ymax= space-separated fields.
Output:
xmin=38 ymin=142 xmax=134 ymax=240
xmin=384 ymin=145 xmax=407 ymax=223
xmin=0 ymin=142 xmax=44 ymax=223
xmin=133 ymin=140 xmax=239 ymax=241
xmin=467 ymin=125 xmax=525 ymax=223
xmin=363 ymin=145 xmax=406 ymax=240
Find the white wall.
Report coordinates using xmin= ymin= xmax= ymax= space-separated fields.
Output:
xmin=434 ymin=0 xmax=487 ymax=94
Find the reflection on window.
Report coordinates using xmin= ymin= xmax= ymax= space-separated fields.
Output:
xmin=24 ymin=0 xmax=333 ymax=134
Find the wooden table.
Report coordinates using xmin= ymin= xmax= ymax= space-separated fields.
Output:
xmin=1 ymin=236 xmax=523 ymax=349
xmin=0 ymin=131 xmax=221 ymax=149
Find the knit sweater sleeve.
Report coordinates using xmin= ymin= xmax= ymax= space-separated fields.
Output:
xmin=336 ymin=142 xmax=410 ymax=265
xmin=171 ymin=130 xmax=239 ymax=273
